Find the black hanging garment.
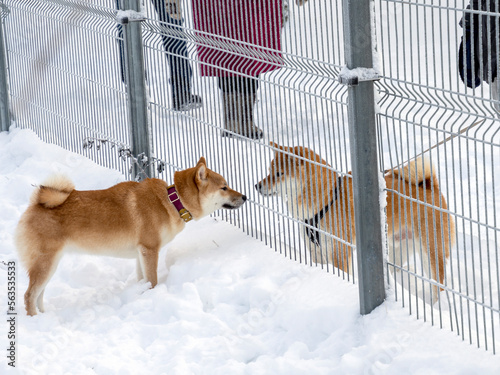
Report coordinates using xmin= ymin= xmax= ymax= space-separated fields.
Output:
xmin=458 ymin=0 xmax=500 ymax=88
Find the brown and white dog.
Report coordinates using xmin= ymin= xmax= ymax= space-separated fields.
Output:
xmin=16 ymin=157 xmax=246 ymax=316
xmin=255 ymin=142 xmax=455 ymax=299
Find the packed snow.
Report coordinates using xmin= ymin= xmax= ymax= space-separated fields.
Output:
xmin=1 ymin=127 xmax=499 ymax=374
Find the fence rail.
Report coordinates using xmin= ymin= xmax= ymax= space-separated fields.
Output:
xmin=1 ymin=0 xmax=499 ymax=353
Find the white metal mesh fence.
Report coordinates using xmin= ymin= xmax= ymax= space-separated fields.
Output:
xmin=3 ymin=0 xmax=131 ymax=176
xmin=376 ymin=0 xmax=500 ymax=352
xmin=140 ymin=0 xmax=351 ymax=275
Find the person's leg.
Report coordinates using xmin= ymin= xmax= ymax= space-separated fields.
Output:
xmin=219 ymin=76 xmax=262 ymax=139
xmin=151 ymin=0 xmax=202 ymax=111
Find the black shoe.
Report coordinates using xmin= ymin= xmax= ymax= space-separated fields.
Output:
xmin=173 ymin=94 xmax=203 ymax=112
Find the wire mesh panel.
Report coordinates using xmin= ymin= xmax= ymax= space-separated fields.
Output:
xmin=375 ymin=0 xmax=500 ymax=352
xmin=2 ymin=0 xmax=131 ymax=176
xmin=141 ymin=0 xmax=354 ymax=278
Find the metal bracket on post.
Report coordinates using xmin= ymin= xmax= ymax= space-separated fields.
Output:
xmin=116 ymin=9 xmax=145 ymax=24
xmin=0 ymin=6 xmax=11 ymax=132
xmin=338 ymin=66 xmax=380 ymax=87
xmin=342 ymin=0 xmax=386 ymax=315
xmin=119 ymin=1 xmax=151 ymax=181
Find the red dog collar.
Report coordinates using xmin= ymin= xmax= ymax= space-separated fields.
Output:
xmin=167 ymin=185 xmax=193 ymax=223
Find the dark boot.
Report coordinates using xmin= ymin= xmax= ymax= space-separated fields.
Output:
xmin=171 ymin=79 xmax=202 ymax=112
xmin=221 ymin=90 xmax=263 ymax=140
xmin=172 ymin=92 xmax=203 ymax=112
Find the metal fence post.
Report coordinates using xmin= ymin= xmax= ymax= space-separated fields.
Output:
xmin=342 ymin=0 xmax=386 ymax=314
xmin=0 ymin=11 xmax=11 ymax=132
xmin=120 ymin=0 xmax=151 ymax=180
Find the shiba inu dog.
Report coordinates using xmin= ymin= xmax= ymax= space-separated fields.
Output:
xmin=16 ymin=157 xmax=246 ymax=316
xmin=255 ymin=142 xmax=455 ymax=300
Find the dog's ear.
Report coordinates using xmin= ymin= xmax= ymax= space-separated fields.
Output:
xmin=270 ymin=141 xmax=286 ymax=151
xmin=196 ymin=156 xmax=207 ymax=167
xmin=271 ymin=141 xmax=296 ymax=159
xmin=195 ymin=157 xmax=208 ymax=183
xmin=270 ymin=141 xmax=302 ymax=169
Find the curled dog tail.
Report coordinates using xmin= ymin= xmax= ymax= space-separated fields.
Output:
xmin=31 ymin=175 xmax=75 ymax=208
xmin=391 ymin=156 xmax=439 ymax=188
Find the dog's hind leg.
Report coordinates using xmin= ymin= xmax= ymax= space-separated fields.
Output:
xmin=138 ymin=245 xmax=159 ymax=288
xmin=427 ymin=245 xmax=447 ymax=305
xmin=36 ymin=289 xmax=45 ymax=313
xmin=25 ymin=251 xmax=62 ymax=316
xmin=25 ymin=280 xmax=41 ymax=316
xmin=136 ymin=257 xmax=144 ymax=281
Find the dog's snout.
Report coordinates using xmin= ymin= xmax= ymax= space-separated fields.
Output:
xmin=242 ymin=195 xmax=247 ymax=202
xmin=254 ymin=183 xmax=261 ymax=191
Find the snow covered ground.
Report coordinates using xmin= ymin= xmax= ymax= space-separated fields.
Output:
xmin=1 ymin=128 xmax=500 ymax=374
